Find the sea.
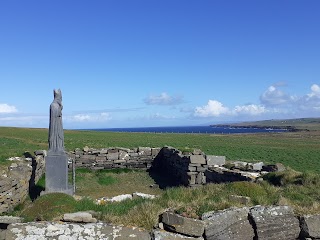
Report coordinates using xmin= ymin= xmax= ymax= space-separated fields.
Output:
xmin=85 ymin=126 xmax=289 ymax=134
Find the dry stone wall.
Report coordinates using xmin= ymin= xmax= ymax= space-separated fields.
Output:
xmin=69 ymin=146 xmax=226 ymax=188
xmin=69 ymin=146 xmax=161 ymax=170
xmin=0 ymin=151 xmax=45 ymax=214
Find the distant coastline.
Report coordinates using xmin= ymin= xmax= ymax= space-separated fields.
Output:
xmin=209 ymin=124 xmax=298 ymax=132
xmin=84 ymin=125 xmax=289 ymax=134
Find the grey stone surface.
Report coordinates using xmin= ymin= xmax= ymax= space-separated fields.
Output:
xmin=107 ymin=152 xmax=119 ymax=160
xmin=34 ymin=150 xmax=47 ymax=156
xmin=189 ymin=155 xmax=206 ymax=165
xmin=48 ymin=89 xmax=64 ymax=153
xmin=0 ymin=216 xmax=23 ymax=224
xmin=252 ymin=162 xmax=264 ymax=171
xmin=249 ymin=205 xmax=300 ymax=240
xmin=299 ymin=214 xmax=320 ymax=238
xmin=63 ymin=212 xmax=97 ymax=223
xmin=45 ymin=153 xmax=73 ymax=195
xmin=138 ymin=147 xmax=152 ymax=156
xmin=161 ymin=212 xmax=204 ymax=237
xmin=206 ymin=156 xmax=226 ymax=166
xmin=6 ymin=222 xmax=151 ymax=240
xmin=153 ymin=229 xmax=204 ymax=240
xmin=202 ymin=207 xmax=254 ymax=240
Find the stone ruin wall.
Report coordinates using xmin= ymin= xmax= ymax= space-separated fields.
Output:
xmin=0 ymin=153 xmax=45 ymax=214
xmin=0 ymin=145 xmax=258 ymax=215
xmin=69 ymin=146 xmax=227 ymax=187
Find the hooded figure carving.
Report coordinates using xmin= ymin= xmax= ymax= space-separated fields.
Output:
xmin=48 ymin=89 xmax=64 ymax=153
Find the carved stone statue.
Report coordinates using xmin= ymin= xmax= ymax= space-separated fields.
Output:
xmin=48 ymin=89 xmax=64 ymax=153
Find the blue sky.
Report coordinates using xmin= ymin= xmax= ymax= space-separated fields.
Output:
xmin=0 ymin=1 xmax=320 ymax=129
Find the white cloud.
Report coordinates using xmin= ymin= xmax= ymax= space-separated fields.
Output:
xmin=260 ymin=85 xmax=294 ymax=106
xmin=298 ymin=84 xmax=320 ymax=112
xmin=67 ymin=112 xmax=112 ymax=122
xmin=144 ymin=92 xmax=183 ymax=105
xmin=194 ymin=100 xmax=230 ymax=117
xmin=194 ymin=100 xmax=268 ymax=118
xmin=307 ymin=84 xmax=320 ymax=98
xmin=233 ymin=104 xmax=267 ymax=115
xmin=0 ymin=103 xmax=18 ymax=113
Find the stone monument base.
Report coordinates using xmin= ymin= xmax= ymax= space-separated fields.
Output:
xmin=44 ymin=152 xmax=74 ymax=196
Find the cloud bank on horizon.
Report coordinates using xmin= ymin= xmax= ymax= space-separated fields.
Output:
xmin=1 ymin=83 xmax=320 ymax=128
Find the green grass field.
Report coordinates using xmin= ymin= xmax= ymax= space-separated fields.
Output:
xmin=3 ymin=126 xmax=320 ymax=229
xmin=1 ymin=126 xmax=320 ymax=172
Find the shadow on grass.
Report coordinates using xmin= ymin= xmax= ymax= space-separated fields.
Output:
xmin=24 ymin=152 xmax=45 ymax=201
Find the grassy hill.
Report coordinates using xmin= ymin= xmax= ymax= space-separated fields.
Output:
xmin=212 ymin=117 xmax=320 ymax=131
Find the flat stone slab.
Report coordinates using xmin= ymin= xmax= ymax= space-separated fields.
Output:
xmin=161 ymin=212 xmax=204 ymax=237
xmin=189 ymin=155 xmax=206 ymax=165
xmin=202 ymin=207 xmax=254 ymax=240
xmin=249 ymin=205 xmax=300 ymax=240
xmin=0 ymin=216 xmax=23 ymax=224
xmin=63 ymin=212 xmax=97 ymax=223
xmin=300 ymin=214 xmax=320 ymax=239
xmin=206 ymin=156 xmax=225 ymax=166
xmin=153 ymin=229 xmax=204 ymax=239
xmin=6 ymin=222 xmax=151 ymax=240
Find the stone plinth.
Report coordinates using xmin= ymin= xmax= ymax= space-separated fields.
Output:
xmin=45 ymin=153 xmax=73 ymax=195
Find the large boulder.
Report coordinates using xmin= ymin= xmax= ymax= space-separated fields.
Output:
xmin=161 ymin=212 xmax=204 ymax=237
xmin=299 ymin=214 xmax=320 ymax=239
xmin=202 ymin=207 xmax=254 ymax=240
xmin=249 ymin=205 xmax=300 ymax=240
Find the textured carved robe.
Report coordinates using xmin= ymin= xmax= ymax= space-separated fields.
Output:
xmin=48 ymin=100 xmax=64 ymax=152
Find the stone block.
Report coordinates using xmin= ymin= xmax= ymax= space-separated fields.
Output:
xmin=252 ymin=162 xmax=264 ymax=171
xmin=206 ymin=156 xmax=226 ymax=166
xmin=300 ymin=214 xmax=320 ymax=239
xmin=99 ymin=149 xmax=109 ymax=154
xmin=34 ymin=150 xmax=47 ymax=156
xmin=249 ymin=205 xmax=300 ymax=240
xmin=153 ymin=230 xmax=204 ymax=240
xmin=189 ymin=175 xmax=196 ymax=185
xmin=188 ymin=166 xmax=196 ymax=171
xmin=190 ymin=155 xmax=206 ymax=165
xmin=138 ymin=147 xmax=152 ymax=156
xmin=192 ymin=149 xmax=203 ymax=155
xmin=196 ymin=166 xmax=206 ymax=172
xmin=0 ymin=216 xmax=23 ymax=224
xmin=95 ymin=156 xmax=106 ymax=161
xmin=196 ymin=173 xmax=203 ymax=184
xmin=108 ymin=149 xmax=118 ymax=154
xmin=202 ymin=207 xmax=254 ymax=240
xmin=107 ymin=152 xmax=119 ymax=160
xmin=119 ymin=151 xmax=130 ymax=160
xmin=63 ymin=212 xmax=97 ymax=223
xmin=45 ymin=153 xmax=73 ymax=195
xmin=161 ymin=212 xmax=205 ymax=237
xmin=113 ymin=160 xmax=126 ymax=164
xmin=151 ymin=148 xmax=161 ymax=156
xmin=129 ymin=152 xmax=139 ymax=157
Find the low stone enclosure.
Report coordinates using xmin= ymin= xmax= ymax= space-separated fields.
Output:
xmin=2 ymin=205 xmax=320 ymax=239
xmin=1 ymin=146 xmax=320 ymax=239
